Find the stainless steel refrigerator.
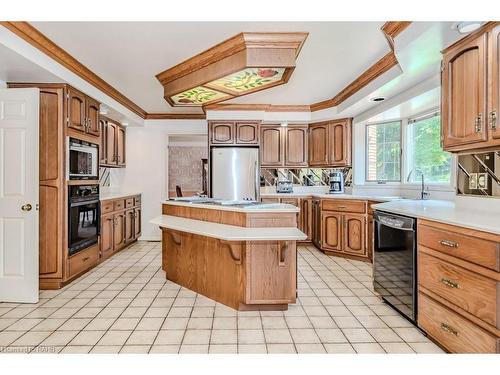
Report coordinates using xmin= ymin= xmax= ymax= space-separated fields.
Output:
xmin=210 ymin=147 xmax=260 ymax=201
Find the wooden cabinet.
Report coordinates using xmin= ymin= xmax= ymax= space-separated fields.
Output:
xmin=236 ymin=122 xmax=259 ymax=144
xmin=261 ymin=125 xmax=308 ymax=167
xmin=261 ymin=126 xmax=284 ymax=167
xmin=100 ymin=194 xmax=142 ymax=260
xmin=300 ymin=198 xmax=312 ymax=241
xmin=342 ymin=214 xmax=366 ymax=256
xmin=66 ymin=87 xmax=100 ymax=138
xmin=312 ymin=198 xmax=321 ymax=248
xmin=321 ymin=212 xmax=343 ymax=251
xmin=100 ymin=116 xmax=126 ymax=167
xmin=309 ymin=119 xmax=352 ymax=167
xmin=417 ymin=219 xmax=500 ymax=353
xmin=209 ymin=121 xmax=260 ymax=145
xmin=442 ymin=23 xmax=500 ymax=152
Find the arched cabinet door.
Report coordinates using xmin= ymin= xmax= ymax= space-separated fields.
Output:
xmin=210 ymin=122 xmax=235 ymax=144
xmin=321 ymin=212 xmax=342 ymax=252
xmin=308 ymin=124 xmax=329 ymax=166
xmin=442 ymin=32 xmax=488 ymax=149
xmin=343 ymin=214 xmax=366 ymax=256
xmin=236 ymin=122 xmax=259 ymax=144
xmin=260 ymin=126 xmax=284 ymax=167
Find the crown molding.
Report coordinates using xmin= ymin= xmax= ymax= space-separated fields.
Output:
xmin=381 ymin=21 xmax=412 ymax=49
xmin=0 ymin=21 xmax=148 ymax=119
xmin=204 ymin=103 xmax=311 ymax=112
xmin=145 ymin=113 xmax=206 ymax=120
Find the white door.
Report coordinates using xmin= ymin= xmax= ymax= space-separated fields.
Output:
xmin=0 ymin=88 xmax=39 ymax=303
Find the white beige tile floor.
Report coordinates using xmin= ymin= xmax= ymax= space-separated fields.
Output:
xmin=0 ymin=241 xmax=444 ymax=354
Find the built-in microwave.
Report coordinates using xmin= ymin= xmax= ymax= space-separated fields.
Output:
xmin=67 ymin=138 xmax=99 ymax=180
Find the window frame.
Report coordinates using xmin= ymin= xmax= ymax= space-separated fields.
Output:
xmin=405 ymin=109 xmax=454 ymax=187
xmin=364 ymin=119 xmax=403 ymax=183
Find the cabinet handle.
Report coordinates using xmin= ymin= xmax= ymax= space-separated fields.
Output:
xmin=337 ymin=205 xmax=347 ymax=209
xmin=439 ymin=239 xmax=458 ymax=248
xmin=490 ymin=110 xmax=497 ymax=130
xmin=440 ymin=323 xmax=459 ymax=336
xmin=475 ymin=113 xmax=483 ymax=133
xmin=440 ymin=278 xmax=459 ymax=289
xmin=82 ymin=257 xmax=90 ymax=262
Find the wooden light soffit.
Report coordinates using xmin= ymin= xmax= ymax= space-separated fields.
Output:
xmin=155 ymin=32 xmax=308 ymax=107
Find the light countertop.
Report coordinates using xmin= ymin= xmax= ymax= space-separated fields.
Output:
xmin=261 ymin=192 xmax=401 ymax=202
xmin=372 ymin=199 xmax=500 ymax=235
xmin=163 ymin=200 xmax=300 ymax=213
xmin=100 ymin=191 xmax=142 ymax=201
xmin=150 ymin=215 xmax=307 ymax=241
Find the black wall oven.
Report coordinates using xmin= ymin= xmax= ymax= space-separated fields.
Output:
xmin=373 ymin=210 xmax=417 ymax=324
xmin=68 ymin=185 xmax=100 ymax=256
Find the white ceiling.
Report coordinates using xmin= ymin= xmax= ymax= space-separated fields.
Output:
xmin=30 ymin=21 xmax=389 ymax=113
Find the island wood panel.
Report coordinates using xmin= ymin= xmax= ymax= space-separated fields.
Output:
xmin=419 ymin=252 xmax=499 ymax=328
xmin=418 ymin=221 xmax=500 ymax=272
xmin=245 ymin=212 xmax=297 ymax=228
xmin=245 ymin=241 xmax=296 ymax=305
xmin=162 ymin=230 xmax=244 ymax=310
xmin=162 ymin=204 xmax=247 ymax=226
xmin=418 ymin=292 xmax=500 ymax=353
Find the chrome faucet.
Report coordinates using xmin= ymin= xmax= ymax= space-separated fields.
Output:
xmin=407 ymin=169 xmax=430 ymax=200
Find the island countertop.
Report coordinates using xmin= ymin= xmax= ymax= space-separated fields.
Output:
xmin=151 ymin=215 xmax=307 ymax=241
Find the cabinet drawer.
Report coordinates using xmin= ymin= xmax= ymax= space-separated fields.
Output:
xmin=418 ymin=293 xmax=499 ymax=353
xmin=322 ymin=199 xmax=366 ymax=214
xmin=134 ymin=195 xmax=141 ymax=206
xmin=125 ymin=198 xmax=134 ymax=208
xmin=281 ymin=198 xmax=299 ymax=206
xmin=101 ymin=200 xmax=114 ymax=214
xmin=68 ymin=244 xmax=99 ymax=278
xmin=418 ymin=252 xmax=499 ymax=327
xmin=113 ymin=199 xmax=125 ymax=211
xmin=418 ymin=224 xmax=500 ymax=271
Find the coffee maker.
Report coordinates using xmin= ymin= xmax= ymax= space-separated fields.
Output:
xmin=329 ymin=171 xmax=344 ymax=194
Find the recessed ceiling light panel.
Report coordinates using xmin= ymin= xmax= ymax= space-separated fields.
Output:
xmin=454 ymin=21 xmax=483 ymax=34
xmin=370 ymin=97 xmax=385 ymax=102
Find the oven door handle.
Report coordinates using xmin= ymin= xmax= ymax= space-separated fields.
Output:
xmin=374 ymin=218 xmax=415 ymax=231
xmin=69 ymin=199 xmax=100 ymax=207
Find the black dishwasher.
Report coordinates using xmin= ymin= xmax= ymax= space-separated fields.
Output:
xmin=373 ymin=210 xmax=417 ymax=324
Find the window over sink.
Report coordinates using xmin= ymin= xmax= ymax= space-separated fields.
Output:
xmin=365 ymin=121 xmax=401 ymax=182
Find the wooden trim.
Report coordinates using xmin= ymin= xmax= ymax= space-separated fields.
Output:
xmin=381 ymin=21 xmax=412 ymax=50
xmin=442 ymin=22 xmax=499 ymax=54
xmin=205 ymin=103 xmax=311 ymax=112
xmin=0 ymin=22 xmax=148 ymax=119
xmin=155 ymin=32 xmax=309 ymax=84
xmin=145 ymin=113 xmax=206 ymax=120
xmin=310 ymin=51 xmax=399 ymax=112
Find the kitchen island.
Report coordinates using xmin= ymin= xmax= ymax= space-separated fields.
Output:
xmin=151 ymin=200 xmax=307 ymax=311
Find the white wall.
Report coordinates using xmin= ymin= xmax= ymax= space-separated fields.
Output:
xmin=0 ymin=80 xmax=6 ymax=88
xmin=111 ymin=120 xmax=207 ymax=240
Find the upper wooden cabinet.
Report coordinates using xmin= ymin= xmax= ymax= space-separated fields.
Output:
xmin=284 ymin=126 xmax=308 ymax=167
xmin=209 ymin=121 xmax=260 ymax=145
xmin=100 ymin=116 xmax=126 ymax=168
xmin=261 ymin=125 xmax=308 ymax=167
xmin=442 ymin=23 xmax=500 ymax=152
xmin=261 ymin=125 xmax=284 ymax=167
xmin=66 ymin=87 xmax=100 ymax=138
xmin=309 ymin=119 xmax=352 ymax=167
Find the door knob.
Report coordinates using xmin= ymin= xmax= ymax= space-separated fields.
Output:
xmin=21 ymin=204 xmax=32 ymax=212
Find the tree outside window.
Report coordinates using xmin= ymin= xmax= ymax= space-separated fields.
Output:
xmin=366 ymin=121 xmax=401 ymax=182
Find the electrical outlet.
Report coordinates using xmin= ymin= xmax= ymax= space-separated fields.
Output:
xmin=469 ymin=173 xmax=478 ymax=190
xmin=477 ymin=173 xmax=488 ymax=189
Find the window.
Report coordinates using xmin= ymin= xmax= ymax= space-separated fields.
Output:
xmin=365 ymin=121 xmax=401 ymax=182
xmin=407 ymin=112 xmax=452 ymax=184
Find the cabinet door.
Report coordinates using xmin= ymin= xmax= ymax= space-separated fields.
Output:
xmin=343 ymin=214 xmax=366 ymax=256
xmin=301 ymin=198 xmax=312 ymax=241
xmin=321 ymin=212 xmax=342 ymax=251
xmin=442 ymin=33 xmax=488 ymax=149
xmin=124 ymin=209 xmax=135 ymax=244
xmin=66 ymin=87 xmax=87 ymax=133
xmin=99 ymin=119 xmax=107 ymax=165
xmin=490 ymin=26 xmax=500 ymax=140
xmin=134 ymin=208 xmax=142 ymax=239
xmin=309 ymin=124 xmax=329 ymax=166
xmin=367 ymin=214 xmax=374 ymax=262
xmin=116 ymin=125 xmax=126 ymax=167
xmin=260 ymin=126 xmax=284 ymax=167
xmin=210 ymin=122 xmax=235 ymax=144
xmin=106 ymin=122 xmax=117 ymax=165
xmin=329 ymin=120 xmax=351 ymax=166
xmin=236 ymin=122 xmax=259 ymax=144
xmin=285 ymin=126 xmax=308 ymax=166
xmin=100 ymin=213 xmax=114 ymax=259
xmin=113 ymin=212 xmax=126 ymax=251
xmin=86 ymin=97 xmax=100 ymax=137
xmin=312 ymin=200 xmax=321 ymax=248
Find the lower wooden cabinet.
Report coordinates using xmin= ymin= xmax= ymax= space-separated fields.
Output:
xmin=261 ymin=196 xmax=312 ymax=241
xmin=343 ymin=214 xmax=366 ymax=256
xmin=417 ymin=219 xmax=500 ymax=353
xmin=100 ymin=194 xmax=142 ymax=260
xmin=321 ymin=212 xmax=342 ymax=251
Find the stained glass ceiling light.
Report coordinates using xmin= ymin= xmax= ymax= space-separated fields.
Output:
xmin=155 ymin=32 xmax=308 ymax=107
